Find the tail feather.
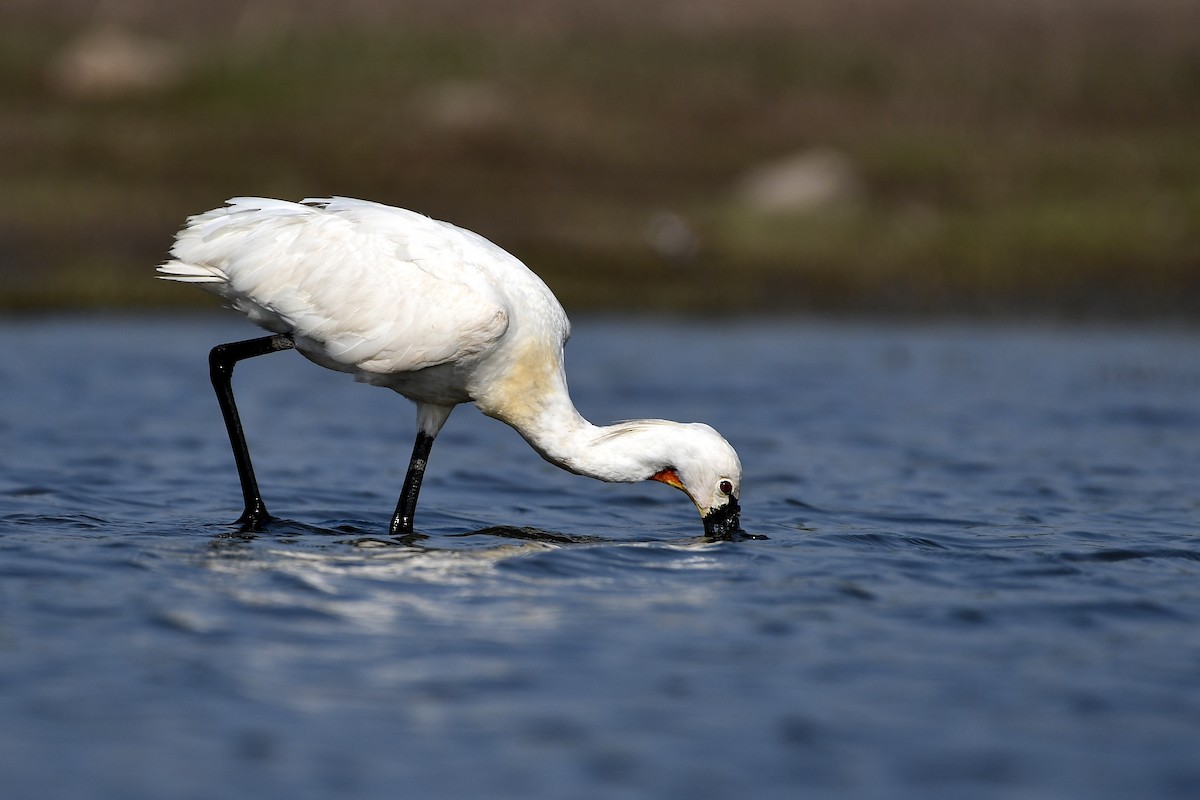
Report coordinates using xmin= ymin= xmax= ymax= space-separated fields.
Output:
xmin=156 ymin=261 xmax=227 ymax=283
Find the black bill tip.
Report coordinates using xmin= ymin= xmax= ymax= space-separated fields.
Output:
xmin=702 ymin=495 xmax=744 ymax=540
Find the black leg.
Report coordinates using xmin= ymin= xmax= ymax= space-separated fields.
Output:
xmin=209 ymin=334 xmax=295 ymax=530
xmin=389 ymin=431 xmax=435 ymax=536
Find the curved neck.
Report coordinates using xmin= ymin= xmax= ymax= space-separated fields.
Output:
xmin=478 ymin=378 xmax=660 ymax=484
xmin=470 ymin=337 xmax=667 ymax=484
xmin=526 ymin=410 xmax=662 ymax=484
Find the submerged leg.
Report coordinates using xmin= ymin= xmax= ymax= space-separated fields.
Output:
xmin=389 ymin=431 xmax=435 ymax=536
xmin=209 ymin=334 xmax=295 ymax=530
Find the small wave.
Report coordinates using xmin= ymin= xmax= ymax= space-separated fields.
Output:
xmin=833 ymin=532 xmax=950 ymax=550
xmin=1061 ymin=547 xmax=1200 ymax=564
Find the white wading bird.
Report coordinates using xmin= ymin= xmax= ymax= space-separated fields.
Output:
xmin=159 ymin=197 xmax=743 ymax=538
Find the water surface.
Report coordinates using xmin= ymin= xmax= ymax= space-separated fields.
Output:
xmin=2 ymin=314 xmax=1198 ymax=799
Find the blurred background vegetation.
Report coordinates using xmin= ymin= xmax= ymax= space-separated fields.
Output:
xmin=2 ymin=0 xmax=1198 ymax=316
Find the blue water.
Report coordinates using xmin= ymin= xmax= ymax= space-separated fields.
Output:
xmin=2 ymin=314 xmax=1198 ymax=799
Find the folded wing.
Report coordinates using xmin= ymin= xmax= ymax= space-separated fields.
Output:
xmin=159 ymin=197 xmax=511 ymax=375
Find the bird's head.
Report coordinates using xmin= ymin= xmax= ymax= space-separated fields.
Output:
xmin=644 ymin=422 xmax=743 ymax=539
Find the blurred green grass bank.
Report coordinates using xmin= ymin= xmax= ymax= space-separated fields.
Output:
xmin=2 ymin=1 xmax=1198 ymax=317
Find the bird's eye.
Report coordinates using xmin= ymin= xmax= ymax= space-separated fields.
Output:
xmin=719 ymin=480 xmax=733 ymax=495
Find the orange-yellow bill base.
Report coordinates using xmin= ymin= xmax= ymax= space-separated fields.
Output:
xmin=650 ymin=467 xmax=685 ymax=492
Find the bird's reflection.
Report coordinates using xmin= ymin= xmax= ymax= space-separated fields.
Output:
xmin=205 ymin=517 xmax=763 ymax=558
xmin=448 ymin=525 xmax=609 ymax=545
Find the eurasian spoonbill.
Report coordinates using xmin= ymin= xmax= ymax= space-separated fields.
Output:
xmin=159 ymin=197 xmax=743 ymax=538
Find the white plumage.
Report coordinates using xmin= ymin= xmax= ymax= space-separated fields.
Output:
xmin=160 ymin=197 xmax=742 ymax=537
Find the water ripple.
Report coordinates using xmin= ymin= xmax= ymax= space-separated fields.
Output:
xmin=2 ymin=316 xmax=1199 ymax=800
